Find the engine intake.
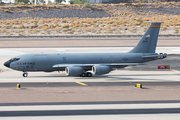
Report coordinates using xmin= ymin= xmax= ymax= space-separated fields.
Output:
xmin=92 ymin=65 xmax=111 ymax=75
xmin=65 ymin=66 xmax=84 ymax=76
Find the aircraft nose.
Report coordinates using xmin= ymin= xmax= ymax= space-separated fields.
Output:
xmin=4 ymin=60 xmax=10 ymax=68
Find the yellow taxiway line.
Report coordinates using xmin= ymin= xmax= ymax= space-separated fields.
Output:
xmin=75 ymin=82 xmax=87 ymax=86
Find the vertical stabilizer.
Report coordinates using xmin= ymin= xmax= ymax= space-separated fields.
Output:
xmin=129 ymin=22 xmax=162 ymax=53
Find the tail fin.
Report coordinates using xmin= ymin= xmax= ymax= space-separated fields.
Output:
xmin=129 ymin=22 xmax=162 ymax=53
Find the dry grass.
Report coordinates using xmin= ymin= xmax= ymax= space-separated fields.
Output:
xmin=0 ymin=2 xmax=180 ymax=36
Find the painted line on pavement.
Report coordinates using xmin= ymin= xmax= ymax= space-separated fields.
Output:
xmin=0 ymin=103 xmax=180 ymax=111
xmin=75 ymin=82 xmax=87 ymax=86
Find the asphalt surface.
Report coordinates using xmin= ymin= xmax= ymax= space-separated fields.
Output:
xmin=130 ymin=54 xmax=180 ymax=71
xmin=0 ymin=37 xmax=179 ymax=41
xmin=1 ymin=108 xmax=180 ymax=116
xmin=1 ymin=82 xmax=180 ymax=87
xmin=0 ymin=101 xmax=180 ymax=117
xmin=1 ymin=100 xmax=180 ymax=106
xmin=0 ymin=37 xmax=180 ymax=47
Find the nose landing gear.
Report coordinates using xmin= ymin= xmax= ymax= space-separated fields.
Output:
xmin=23 ymin=72 xmax=28 ymax=77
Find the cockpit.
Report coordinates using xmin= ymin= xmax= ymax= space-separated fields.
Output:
xmin=4 ymin=58 xmax=20 ymax=68
xmin=10 ymin=58 xmax=20 ymax=62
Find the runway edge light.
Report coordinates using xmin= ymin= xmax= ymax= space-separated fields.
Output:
xmin=135 ymin=84 xmax=142 ymax=88
xmin=17 ymin=84 xmax=21 ymax=89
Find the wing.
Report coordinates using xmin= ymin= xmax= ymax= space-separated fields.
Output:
xmin=53 ymin=63 xmax=144 ymax=68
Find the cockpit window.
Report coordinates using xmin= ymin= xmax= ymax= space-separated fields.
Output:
xmin=10 ymin=58 xmax=20 ymax=62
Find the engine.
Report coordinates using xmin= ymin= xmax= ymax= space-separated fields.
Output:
xmin=65 ymin=66 xmax=84 ymax=76
xmin=92 ymin=65 xmax=111 ymax=75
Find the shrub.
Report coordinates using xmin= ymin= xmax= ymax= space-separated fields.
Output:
xmin=63 ymin=28 xmax=69 ymax=32
xmin=18 ymin=24 xmax=24 ymax=29
xmin=157 ymin=5 xmax=162 ymax=8
xmin=93 ymin=24 xmax=98 ymax=27
xmin=34 ymin=21 xmax=38 ymax=26
xmin=33 ymin=29 xmax=40 ymax=33
xmin=43 ymin=26 xmax=48 ymax=30
xmin=48 ymin=0 xmax=52 ymax=4
xmin=61 ymin=19 xmax=67 ymax=23
xmin=55 ymin=0 xmax=65 ymax=4
xmin=49 ymin=24 xmax=55 ymax=28
xmin=3 ymin=9 xmax=10 ymax=12
xmin=84 ymin=1 xmax=90 ymax=8
xmin=62 ymin=24 xmax=69 ymax=28
xmin=71 ymin=0 xmax=89 ymax=4
xmin=67 ymin=31 xmax=74 ymax=34
xmin=56 ymin=5 xmax=59 ymax=8
xmin=39 ymin=19 xmax=45 ymax=24
xmin=137 ymin=18 xmax=143 ymax=23
xmin=124 ymin=3 xmax=132 ymax=6
xmin=129 ymin=28 xmax=136 ymax=33
xmin=174 ymin=29 xmax=179 ymax=33
xmin=162 ymin=26 xmax=167 ymax=31
xmin=100 ymin=24 xmax=105 ymax=27
xmin=39 ymin=0 xmax=45 ymax=4
xmin=15 ymin=0 xmax=29 ymax=4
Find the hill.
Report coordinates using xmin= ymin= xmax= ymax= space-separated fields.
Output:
xmin=0 ymin=2 xmax=180 ymax=36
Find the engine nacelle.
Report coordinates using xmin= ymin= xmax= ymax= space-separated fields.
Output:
xmin=65 ymin=66 xmax=84 ymax=76
xmin=92 ymin=65 xmax=111 ymax=75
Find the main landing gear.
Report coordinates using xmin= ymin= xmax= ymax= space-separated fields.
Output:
xmin=80 ymin=72 xmax=92 ymax=77
xmin=23 ymin=72 xmax=28 ymax=77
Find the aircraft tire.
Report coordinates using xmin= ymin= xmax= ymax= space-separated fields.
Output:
xmin=86 ymin=72 xmax=92 ymax=77
xmin=23 ymin=73 xmax=28 ymax=77
xmin=80 ymin=73 xmax=86 ymax=77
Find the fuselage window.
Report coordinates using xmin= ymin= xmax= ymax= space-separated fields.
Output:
xmin=10 ymin=58 xmax=20 ymax=62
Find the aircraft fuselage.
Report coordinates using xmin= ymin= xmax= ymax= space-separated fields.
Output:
xmin=5 ymin=52 xmax=158 ymax=72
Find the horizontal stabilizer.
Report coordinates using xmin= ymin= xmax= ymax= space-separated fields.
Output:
xmin=142 ymin=55 xmax=159 ymax=58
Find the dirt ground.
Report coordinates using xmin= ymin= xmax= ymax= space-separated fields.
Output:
xmin=0 ymin=86 xmax=179 ymax=103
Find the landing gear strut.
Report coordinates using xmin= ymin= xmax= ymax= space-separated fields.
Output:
xmin=80 ymin=72 xmax=92 ymax=77
xmin=23 ymin=72 xmax=28 ymax=77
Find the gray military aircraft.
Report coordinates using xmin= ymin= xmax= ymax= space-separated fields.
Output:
xmin=4 ymin=22 xmax=166 ymax=77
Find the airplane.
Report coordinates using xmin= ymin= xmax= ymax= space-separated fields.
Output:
xmin=4 ymin=22 xmax=167 ymax=77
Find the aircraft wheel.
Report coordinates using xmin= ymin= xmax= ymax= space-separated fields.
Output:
xmin=86 ymin=72 xmax=92 ymax=77
xmin=80 ymin=73 xmax=86 ymax=77
xmin=23 ymin=73 xmax=28 ymax=77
